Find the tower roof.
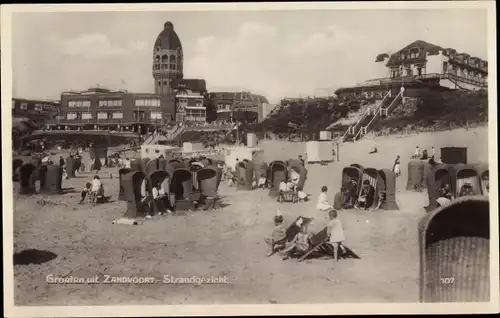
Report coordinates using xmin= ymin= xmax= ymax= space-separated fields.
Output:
xmin=154 ymin=21 xmax=182 ymax=50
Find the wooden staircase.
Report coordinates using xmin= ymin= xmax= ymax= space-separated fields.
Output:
xmin=341 ymin=92 xmax=393 ymax=142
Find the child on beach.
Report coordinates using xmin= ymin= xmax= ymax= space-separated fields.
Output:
xmin=264 ymin=209 xmax=288 ymax=256
xmin=281 ymin=218 xmax=311 ymax=260
xmin=79 ymin=182 xmax=92 ymax=204
xmin=326 ymin=209 xmax=347 ymax=261
xmin=316 ymin=186 xmax=333 ymax=212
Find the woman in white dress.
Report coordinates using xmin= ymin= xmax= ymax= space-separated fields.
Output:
xmin=393 ymin=155 xmax=401 ymax=177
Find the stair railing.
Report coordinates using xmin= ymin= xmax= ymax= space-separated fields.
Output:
xmin=353 ymin=91 xmax=391 ymax=139
xmin=381 ymin=91 xmax=403 ymax=117
xmin=341 ymin=125 xmax=352 ymax=143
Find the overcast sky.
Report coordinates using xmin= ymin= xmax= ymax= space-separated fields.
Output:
xmin=11 ymin=8 xmax=488 ymax=103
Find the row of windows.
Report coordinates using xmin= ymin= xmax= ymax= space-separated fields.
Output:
xmin=135 ymin=99 xmax=160 ymax=107
xmin=132 ymin=111 xmax=165 ymax=120
xmin=68 ymin=100 xmax=91 ymax=108
xmin=66 ymin=112 xmax=95 ymax=120
xmin=15 ymin=102 xmax=58 ymax=111
xmin=185 ymin=110 xmax=206 ymax=116
xmin=217 ymin=104 xmax=232 ymax=111
xmin=99 ymin=100 xmax=122 ymax=107
xmin=154 ymin=54 xmax=178 ymax=62
xmin=184 ymin=115 xmax=206 ymax=122
xmin=153 ymin=64 xmax=179 ymax=70
xmin=65 ymin=111 xmax=167 ymax=120
xmin=400 ymin=49 xmax=420 ymax=60
xmin=178 ymin=99 xmax=203 ymax=107
xmin=96 ymin=112 xmax=124 ymax=120
xmin=67 ymin=99 xmax=160 ymax=108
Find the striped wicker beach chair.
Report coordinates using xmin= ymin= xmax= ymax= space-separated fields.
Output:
xmin=419 ymin=196 xmax=490 ymax=302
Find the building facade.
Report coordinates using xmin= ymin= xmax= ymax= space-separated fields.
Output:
xmin=209 ymin=91 xmax=269 ymax=123
xmin=12 ymin=98 xmax=60 ymax=125
xmin=48 ymin=88 xmax=175 ymax=132
xmin=336 ymin=40 xmax=488 ymax=98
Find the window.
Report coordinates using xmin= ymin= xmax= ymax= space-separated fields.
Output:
xmin=170 ymin=55 xmax=176 ymax=61
xmin=442 ymin=62 xmax=448 ymax=73
xmin=133 ymin=111 xmax=146 ymax=119
xmin=99 ymin=100 xmax=122 ymax=107
xmin=170 ymin=64 xmax=176 ymax=70
xmin=20 ymin=103 xmax=28 ymax=110
xmin=162 ymin=55 xmax=168 ymax=62
xmin=150 ymin=112 xmax=162 ymax=120
xmin=97 ymin=112 xmax=108 ymax=119
xmin=163 ymin=81 xmax=167 ymax=86
xmin=66 ymin=112 xmax=77 ymax=120
xmin=81 ymin=112 xmax=92 ymax=120
xmin=34 ymin=103 xmax=43 ymax=111
xmin=68 ymin=100 xmax=91 ymax=107
xmin=135 ymin=99 xmax=160 ymax=107
xmin=217 ymin=103 xmax=223 ymax=111
xmin=112 ymin=112 xmax=123 ymax=119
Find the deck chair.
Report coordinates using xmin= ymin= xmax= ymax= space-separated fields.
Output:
xmin=297 ymin=227 xmax=361 ymax=262
xmin=268 ymin=216 xmax=313 ymax=256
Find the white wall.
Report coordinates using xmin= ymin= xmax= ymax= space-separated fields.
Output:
xmin=426 ymin=52 xmax=449 ymax=74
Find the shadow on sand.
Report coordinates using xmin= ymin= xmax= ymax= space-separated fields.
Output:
xmin=14 ymin=249 xmax=58 ymax=265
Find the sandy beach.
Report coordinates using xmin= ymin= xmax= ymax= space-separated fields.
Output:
xmin=13 ymin=126 xmax=488 ymax=305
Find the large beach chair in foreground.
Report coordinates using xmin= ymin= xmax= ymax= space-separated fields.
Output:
xmin=419 ymin=196 xmax=489 ymax=302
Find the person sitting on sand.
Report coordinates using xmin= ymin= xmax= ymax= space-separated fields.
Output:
xmin=439 ymin=183 xmax=453 ymax=200
xmin=346 ymin=179 xmax=358 ymax=208
xmin=79 ymin=182 xmax=92 ymax=204
xmin=281 ymin=219 xmax=311 ymax=260
xmin=413 ymin=146 xmax=421 ymax=159
xmin=152 ymin=181 xmax=172 ymax=215
xmin=458 ymin=183 xmax=474 ymax=197
xmin=421 ymin=149 xmax=429 ymax=160
xmin=370 ymin=190 xmax=386 ymax=211
xmin=257 ymin=173 xmax=267 ymax=188
xmin=316 ymin=186 xmax=333 ymax=211
xmin=356 ymin=180 xmax=372 ymax=210
xmin=264 ymin=209 xmax=288 ymax=256
xmin=326 ymin=209 xmax=347 ymax=262
xmin=288 ymin=167 xmax=307 ymax=202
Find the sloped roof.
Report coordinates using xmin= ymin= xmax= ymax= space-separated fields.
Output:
xmin=386 ymin=40 xmax=444 ymax=66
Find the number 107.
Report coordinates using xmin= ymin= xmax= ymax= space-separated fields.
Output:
xmin=440 ymin=277 xmax=455 ymax=284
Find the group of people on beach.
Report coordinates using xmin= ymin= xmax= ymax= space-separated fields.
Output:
xmin=265 ymin=207 xmax=347 ymax=262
